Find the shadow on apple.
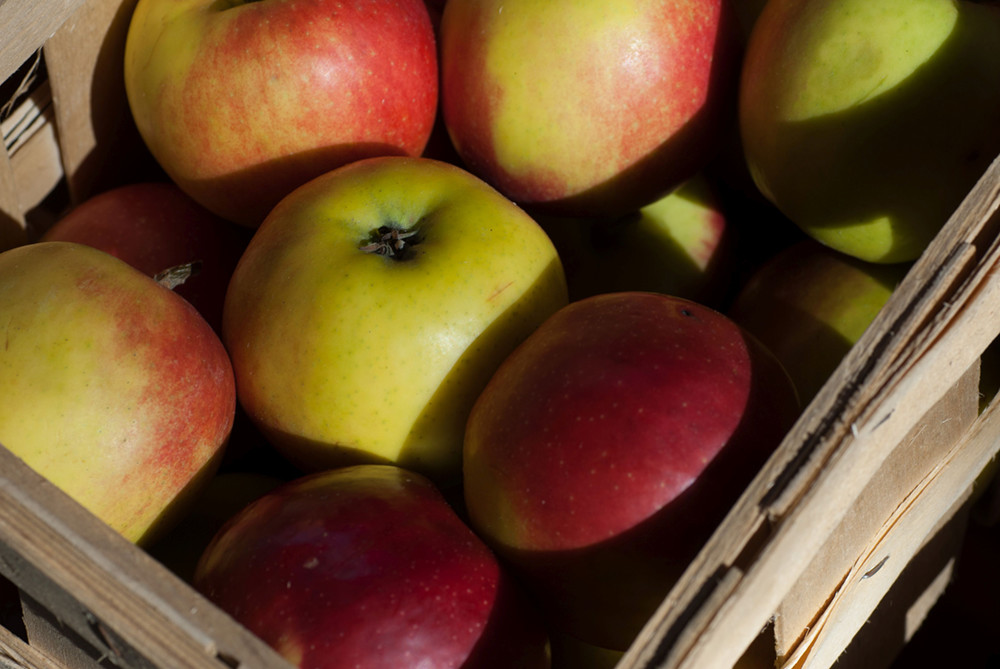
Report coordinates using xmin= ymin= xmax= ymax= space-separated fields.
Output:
xmin=508 ymin=3 xmax=743 ymax=220
xmin=484 ymin=329 xmax=800 ymax=652
xmin=251 ymin=257 xmax=567 ymax=490
xmin=538 ymin=177 xmax=736 ymax=309
xmin=182 ymin=141 xmax=413 ymax=227
xmin=745 ymin=6 xmax=1000 ymax=263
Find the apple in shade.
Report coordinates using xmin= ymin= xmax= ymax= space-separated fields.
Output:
xmin=193 ymin=464 xmax=552 ymax=669
xmin=438 ymin=0 xmax=742 ymax=218
xmin=728 ymin=239 xmax=910 ymax=405
xmin=222 ymin=156 xmax=568 ymax=486
xmin=123 ymin=0 xmax=439 ymax=227
xmin=739 ymin=0 xmax=1000 ymax=263
xmin=463 ymin=291 xmax=801 ymax=651
xmin=537 ymin=173 xmax=734 ymax=307
xmin=0 ymin=241 xmax=235 ymax=544
xmin=41 ymin=181 xmax=251 ymax=334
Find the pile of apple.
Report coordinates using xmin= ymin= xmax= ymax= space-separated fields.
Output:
xmin=2 ymin=0 xmax=1000 ymax=667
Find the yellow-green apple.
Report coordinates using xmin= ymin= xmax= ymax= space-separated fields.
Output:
xmin=41 ymin=182 xmax=252 ymax=334
xmin=463 ymin=291 xmax=800 ymax=650
xmin=223 ymin=156 xmax=568 ymax=486
xmin=537 ymin=173 xmax=734 ymax=307
xmin=193 ymin=464 xmax=552 ymax=669
xmin=0 ymin=241 xmax=235 ymax=544
xmin=739 ymin=0 xmax=1000 ymax=263
xmin=438 ymin=0 xmax=742 ymax=218
xmin=728 ymin=240 xmax=909 ymax=405
xmin=123 ymin=0 xmax=438 ymax=227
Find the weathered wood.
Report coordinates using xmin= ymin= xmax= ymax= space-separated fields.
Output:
xmin=618 ymin=151 xmax=1000 ymax=669
xmin=0 ymin=445 xmax=294 ymax=669
xmin=0 ymin=0 xmax=86 ymax=83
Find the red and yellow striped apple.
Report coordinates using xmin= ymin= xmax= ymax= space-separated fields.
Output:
xmin=438 ymin=0 xmax=741 ymax=218
xmin=42 ymin=182 xmax=251 ymax=334
xmin=0 ymin=241 xmax=235 ymax=544
xmin=123 ymin=0 xmax=439 ymax=227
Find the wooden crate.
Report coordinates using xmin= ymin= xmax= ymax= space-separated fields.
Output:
xmin=2 ymin=1 xmax=1000 ymax=667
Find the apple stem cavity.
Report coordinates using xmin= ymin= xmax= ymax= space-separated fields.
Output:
xmin=359 ymin=225 xmax=421 ymax=261
xmin=154 ymin=261 xmax=203 ymax=290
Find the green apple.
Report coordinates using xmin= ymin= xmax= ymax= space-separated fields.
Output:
xmin=728 ymin=239 xmax=909 ymax=404
xmin=223 ymin=156 xmax=568 ymax=485
xmin=740 ymin=0 xmax=1000 ymax=263
xmin=439 ymin=0 xmax=742 ymax=218
xmin=123 ymin=0 xmax=439 ymax=226
xmin=0 ymin=241 xmax=236 ymax=544
xmin=537 ymin=174 xmax=735 ymax=307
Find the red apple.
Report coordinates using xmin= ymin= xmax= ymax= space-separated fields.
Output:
xmin=463 ymin=291 xmax=800 ymax=650
xmin=0 ymin=241 xmax=235 ymax=544
xmin=438 ymin=0 xmax=741 ymax=218
xmin=123 ymin=0 xmax=439 ymax=226
xmin=42 ymin=182 xmax=251 ymax=334
xmin=193 ymin=464 xmax=551 ymax=669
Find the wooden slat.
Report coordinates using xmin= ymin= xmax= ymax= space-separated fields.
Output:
xmin=0 ymin=445 xmax=295 ymax=669
xmin=42 ymin=0 xmax=139 ymax=205
xmin=0 ymin=0 xmax=87 ymax=83
xmin=619 ymin=151 xmax=1000 ymax=669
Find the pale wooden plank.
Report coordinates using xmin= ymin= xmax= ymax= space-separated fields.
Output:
xmin=0 ymin=445 xmax=294 ymax=669
xmin=42 ymin=0 xmax=140 ymax=205
xmin=773 ymin=362 xmax=979 ymax=659
xmin=618 ymin=151 xmax=1000 ymax=669
xmin=0 ymin=148 xmax=26 ymax=249
xmin=789 ymin=389 xmax=1000 ymax=668
xmin=0 ymin=0 xmax=86 ymax=83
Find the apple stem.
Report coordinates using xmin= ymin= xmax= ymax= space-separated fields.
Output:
xmin=359 ymin=226 xmax=421 ymax=260
xmin=154 ymin=261 xmax=202 ymax=290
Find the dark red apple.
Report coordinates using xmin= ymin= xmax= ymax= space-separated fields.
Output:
xmin=42 ymin=181 xmax=251 ymax=334
xmin=463 ymin=291 xmax=800 ymax=650
xmin=193 ymin=464 xmax=551 ymax=669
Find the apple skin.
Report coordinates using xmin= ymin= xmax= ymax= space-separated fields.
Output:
xmin=0 ymin=241 xmax=235 ymax=544
xmin=739 ymin=0 xmax=1000 ymax=263
xmin=438 ymin=0 xmax=741 ymax=218
xmin=41 ymin=182 xmax=252 ymax=334
xmin=223 ymin=155 xmax=568 ymax=485
xmin=536 ymin=173 xmax=734 ymax=307
xmin=193 ymin=464 xmax=552 ymax=669
xmin=728 ymin=240 xmax=909 ymax=405
xmin=463 ymin=291 xmax=800 ymax=650
xmin=123 ymin=0 xmax=438 ymax=227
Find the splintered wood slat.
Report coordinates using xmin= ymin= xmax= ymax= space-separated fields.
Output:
xmin=0 ymin=445 xmax=295 ymax=669
xmin=618 ymin=151 xmax=1000 ymax=669
xmin=0 ymin=0 xmax=85 ymax=83
xmin=772 ymin=361 xmax=979 ymax=660
xmin=784 ymin=381 xmax=1000 ymax=668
